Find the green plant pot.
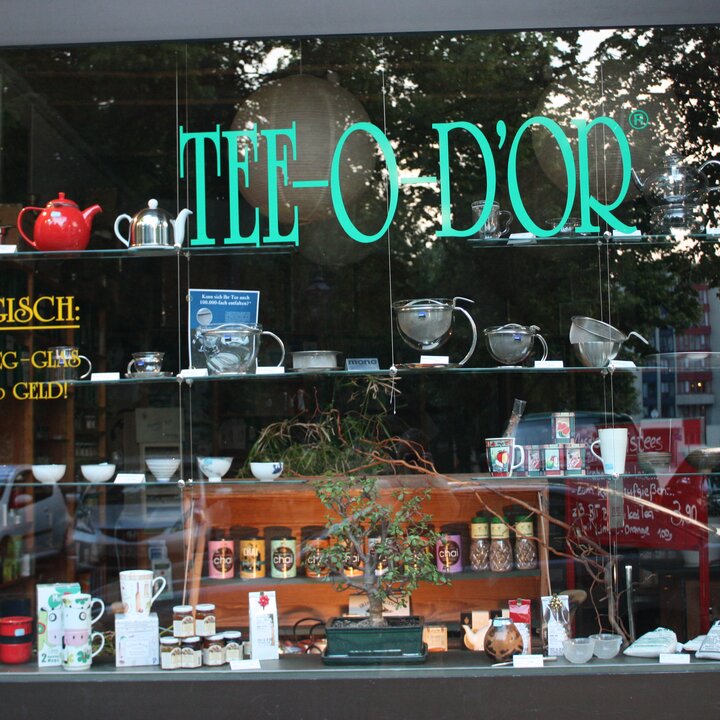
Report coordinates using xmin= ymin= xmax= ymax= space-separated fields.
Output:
xmin=322 ymin=615 xmax=427 ymax=665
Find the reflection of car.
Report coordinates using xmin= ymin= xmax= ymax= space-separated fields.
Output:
xmin=71 ymin=484 xmax=186 ymax=599
xmin=0 ymin=464 xmax=70 ymax=577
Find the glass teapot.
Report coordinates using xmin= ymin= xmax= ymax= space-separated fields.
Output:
xmin=632 ymin=153 xmax=720 ymax=206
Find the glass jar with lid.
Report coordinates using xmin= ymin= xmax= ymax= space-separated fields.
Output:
xmin=514 ymin=513 xmax=538 ymax=570
xmin=489 ymin=515 xmax=514 ymax=572
xmin=469 ymin=512 xmax=490 ymax=571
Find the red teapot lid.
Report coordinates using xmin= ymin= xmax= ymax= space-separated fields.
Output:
xmin=47 ymin=192 xmax=79 ymax=209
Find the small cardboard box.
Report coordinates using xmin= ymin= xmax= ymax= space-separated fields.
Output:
xmin=115 ymin=613 xmax=159 ymax=667
xmin=248 ymin=591 xmax=279 ymax=661
xmin=36 ymin=582 xmax=82 ymax=667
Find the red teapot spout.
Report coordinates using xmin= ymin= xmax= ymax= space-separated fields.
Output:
xmin=82 ymin=204 xmax=103 ymax=227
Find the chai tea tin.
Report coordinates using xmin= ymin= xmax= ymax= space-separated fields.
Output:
xmin=240 ymin=537 xmax=264 ymax=579
xmin=270 ymin=537 xmax=297 ymax=579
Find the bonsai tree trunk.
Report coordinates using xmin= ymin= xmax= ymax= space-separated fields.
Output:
xmin=367 ymin=593 xmax=386 ymax=627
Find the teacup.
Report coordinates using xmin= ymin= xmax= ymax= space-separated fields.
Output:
xmin=472 ymin=200 xmax=513 ymax=238
xmin=119 ymin=569 xmax=166 ymax=616
xmin=485 ymin=437 xmax=525 ymax=477
xmin=47 ymin=346 xmax=92 ymax=381
xmin=127 ymin=351 xmax=164 ymax=375
xmin=546 ymin=217 xmax=582 ymax=236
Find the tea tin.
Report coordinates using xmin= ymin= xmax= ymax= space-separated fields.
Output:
xmin=552 ymin=412 xmax=575 ymax=444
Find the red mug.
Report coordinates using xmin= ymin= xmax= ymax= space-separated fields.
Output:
xmin=0 ymin=616 xmax=33 ymax=664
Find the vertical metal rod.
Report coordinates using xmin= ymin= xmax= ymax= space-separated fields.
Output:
xmin=625 ymin=564 xmax=636 ymax=642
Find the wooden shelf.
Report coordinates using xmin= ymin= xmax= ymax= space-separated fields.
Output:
xmin=189 ymin=475 xmax=550 ymax=626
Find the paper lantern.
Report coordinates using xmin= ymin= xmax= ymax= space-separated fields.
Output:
xmin=231 ymin=74 xmax=376 ymax=226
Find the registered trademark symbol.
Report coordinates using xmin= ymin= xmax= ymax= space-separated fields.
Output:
xmin=628 ymin=109 xmax=650 ymax=130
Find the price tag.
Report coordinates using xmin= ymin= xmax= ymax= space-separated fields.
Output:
xmin=534 ymin=360 xmax=564 ymax=368
xmin=229 ymin=659 xmax=262 ymax=670
xmin=345 ymin=358 xmax=380 ymax=372
xmin=114 ymin=473 xmax=145 ymax=485
xmin=179 ymin=368 xmax=208 ymax=378
xmin=659 ymin=653 xmax=690 ymax=664
xmin=91 ymin=372 xmax=121 ymax=382
xmin=0 ymin=245 xmax=17 ymax=253
xmin=255 ymin=366 xmax=285 ymax=375
xmin=512 ymin=654 xmax=545 ymax=668
xmin=419 ymin=355 xmax=449 ymax=365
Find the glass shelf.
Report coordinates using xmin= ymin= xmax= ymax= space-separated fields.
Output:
xmin=0 ymin=244 xmax=297 ymax=262
xmin=466 ymin=231 xmax=720 ymax=249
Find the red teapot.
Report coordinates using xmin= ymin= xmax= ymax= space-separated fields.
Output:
xmin=17 ymin=192 xmax=102 ymax=251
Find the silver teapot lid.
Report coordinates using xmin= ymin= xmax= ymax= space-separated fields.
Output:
xmin=132 ymin=199 xmax=173 ymax=245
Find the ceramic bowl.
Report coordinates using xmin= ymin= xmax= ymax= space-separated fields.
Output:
xmin=589 ymin=633 xmax=623 ymax=659
xmin=563 ymin=637 xmax=595 ymax=664
xmin=31 ymin=464 xmax=66 ymax=484
xmin=197 ymin=456 xmax=233 ymax=482
xmin=250 ymin=461 xmax=283 ymax=482
xmin=80 ymin=463 xmax=116 ymax=483
xmin=145 ymin=456 xmax=181 ymax=483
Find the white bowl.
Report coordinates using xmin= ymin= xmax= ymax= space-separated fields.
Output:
xmin=589 ymin=633 xmax=623 ymax=659
xmin=563 ymin=637 xmax=595 ymax=664
xmin=250 ymin=461 xmax=283 ymax=482
xmin=31 ymin=464 xmax=66 ymax=484
xmin=145 ymin=456 xmax=181 ymax=483
xmin=80 ymin=463 xmax=117 ymax=483
xmin=197 ymin=456 xmax=233 ymax=482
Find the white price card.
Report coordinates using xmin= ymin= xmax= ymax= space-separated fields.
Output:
xmin=179 ymin=368 xmax=208 ymax=378
xmin=659 ymin=653 xmax=690 ymax=665
xmin=255 ymin=366 xmax=285 ymax=375
xmin=91 ymin=372 xmax=121 ymax=382
xmin=420 ymin=355 xmax=449 ymax=365
xmin=114 ymin=473 xmax=146 ymax=485
xmin=512 ymin=654 xmax=545 ymax=668
xmin=229 ymin=659 xmax=262 ymax=670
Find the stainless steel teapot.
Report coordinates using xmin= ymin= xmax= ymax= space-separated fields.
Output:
xmin=114 ymin=199 xmax=193 ymax=249
xmin=632 ymin=153 xmax=720 ymax=206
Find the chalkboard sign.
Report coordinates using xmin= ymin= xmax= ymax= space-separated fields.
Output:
xmin=566 ymin=459 xmax=708 ymax=551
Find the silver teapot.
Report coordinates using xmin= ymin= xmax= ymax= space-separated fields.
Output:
xmin=632 ymin=153 xmax=720 ymax=206
xmin=114 ymin=199 xmax=193 ymax=249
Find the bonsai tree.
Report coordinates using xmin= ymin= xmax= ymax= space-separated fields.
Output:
xmin=313 ymin=473 xmax=449 ymax=628
xmin=245 ymin=376 xmax=448 ymax=627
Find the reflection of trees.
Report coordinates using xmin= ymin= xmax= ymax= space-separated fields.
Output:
xmin=2 ymin=28 xmax=720 ymax=466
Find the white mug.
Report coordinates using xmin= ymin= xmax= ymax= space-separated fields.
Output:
xmin=119 ymin=569 xmax=166 ymax=616
xmin=590 ymin=428 xmax=628 ymax=475
xmin=61 ymin=593 xmax=105 ymax=629
xmin=62 ymin=629 xmax=105 ymax=671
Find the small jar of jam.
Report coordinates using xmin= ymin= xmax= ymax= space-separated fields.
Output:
xmin=173 ymin=605 xmax=195 ymax=638
xmin=195 ymin=603 xmax=216 ymax=637
xmin=181 ymin=636 xmax=202 ymax=668
xmin=160 ymin=637 xmax=181 ymax=670
xmin=223 ymin=630 xmax=243 ymax=662
xmin=202 ymin=634 xmax=226 ymax=666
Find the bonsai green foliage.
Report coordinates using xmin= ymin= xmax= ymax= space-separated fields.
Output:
xmin=313 ymin=473 xmax=449 ymax=628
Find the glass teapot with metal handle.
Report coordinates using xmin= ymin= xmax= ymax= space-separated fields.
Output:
xmin=632 ymin=153 xmax=720 ymax=206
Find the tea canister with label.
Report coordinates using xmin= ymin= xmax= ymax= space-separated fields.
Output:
xmin=207 ymin=530 xmax=235 ymax=580
xmin=552 ymin=412 xmax=575 ymax=444
xmin=302 ymin=536 xmax=329 ymax=578
xmin=240 ymin=537 xmax=265 ymax=579
xmin=436 ymin=534 xmax=463 ymax=573
xmin=271 ymin=537 xmax=297 ymax=579
xmin=489 ymin=516 xmax=513 ymax=572
xmin=469 ymin=514 xmax=490 ymax=571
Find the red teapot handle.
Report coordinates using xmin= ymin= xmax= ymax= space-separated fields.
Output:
xmin=16 ymin=206 xmax=42 ymax=248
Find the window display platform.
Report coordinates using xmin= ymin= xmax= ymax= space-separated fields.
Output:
xmin=1 ymin=654 xmax=719 ymax=720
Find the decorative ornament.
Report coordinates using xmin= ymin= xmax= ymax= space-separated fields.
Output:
xmin=231 ymin=73 xmax=376 ymax=227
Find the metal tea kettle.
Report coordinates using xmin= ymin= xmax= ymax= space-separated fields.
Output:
xmin=114 ymin=199 xmax=193 ymax=249
xmin=632 ymin=153 xmax=720 ymax=206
